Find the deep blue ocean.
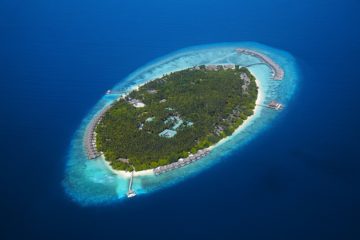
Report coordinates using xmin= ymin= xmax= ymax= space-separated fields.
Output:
xmin=1 ymin=0 xmax=359 ymax=239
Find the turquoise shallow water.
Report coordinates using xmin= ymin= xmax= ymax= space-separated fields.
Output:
xmin=63 ymin=42 xmax=299 ymax=206
xmin=2 ymin=0 xmax=359 ymax=238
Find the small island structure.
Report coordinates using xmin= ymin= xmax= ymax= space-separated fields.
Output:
xmin=93 ymin=65 xmax=258 ymax=173
xmin=83 ymin=48 xmax=285 ymax=185
xmin=267 ymin=100 xmax=283 ymax=110
xmin=236 ymin=48 xmax=284 ymax=80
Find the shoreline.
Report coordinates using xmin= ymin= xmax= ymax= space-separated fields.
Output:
xmin=101 ymin=75 xmax=263 ymax=179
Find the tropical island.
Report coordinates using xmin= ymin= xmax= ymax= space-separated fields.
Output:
xmin=66 ymin=44 xmax=290 ymax=201
xmin=94 ymin=65 xmax=258 ymax=172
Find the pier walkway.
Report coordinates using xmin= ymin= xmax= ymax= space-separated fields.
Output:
xmin=244 ymin=63 xmax=268 ymax=68
xmin=106 ymin=89 xmax=122 ymax=95
xmin=236 ymin=48 xmax=284 ymax=80
xmin=127 ymin=166 xmax=136 ymax=198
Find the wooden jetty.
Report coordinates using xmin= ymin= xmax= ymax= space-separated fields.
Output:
xmin=127 ymin=165 xmax=136 ymax=198
xmin=106 ymin=89 xmax=122 ymax=95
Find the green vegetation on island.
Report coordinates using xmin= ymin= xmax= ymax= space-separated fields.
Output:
xmin=95 ymin=65 xmax=258 ymax=171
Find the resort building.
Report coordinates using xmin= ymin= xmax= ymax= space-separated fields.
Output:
xmin=128 ymin=98 xmax=145 ymax=108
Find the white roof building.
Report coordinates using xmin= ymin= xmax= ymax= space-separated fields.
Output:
xmin=128 ymin=98 xmax=145 ymax=108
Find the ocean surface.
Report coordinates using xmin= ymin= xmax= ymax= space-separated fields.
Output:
xmin=1 ymin=0 xmax=359 ymax=239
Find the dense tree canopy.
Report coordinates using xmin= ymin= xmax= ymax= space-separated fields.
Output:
xmin=96 ymin=66 xmax=258 ymax=171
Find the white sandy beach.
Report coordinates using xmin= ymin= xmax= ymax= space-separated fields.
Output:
xmin=101 ymin=156 xmax=153 ymax=178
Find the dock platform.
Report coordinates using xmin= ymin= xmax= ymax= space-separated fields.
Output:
xmin=267 ymin=100 xmax=283 ymax=110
